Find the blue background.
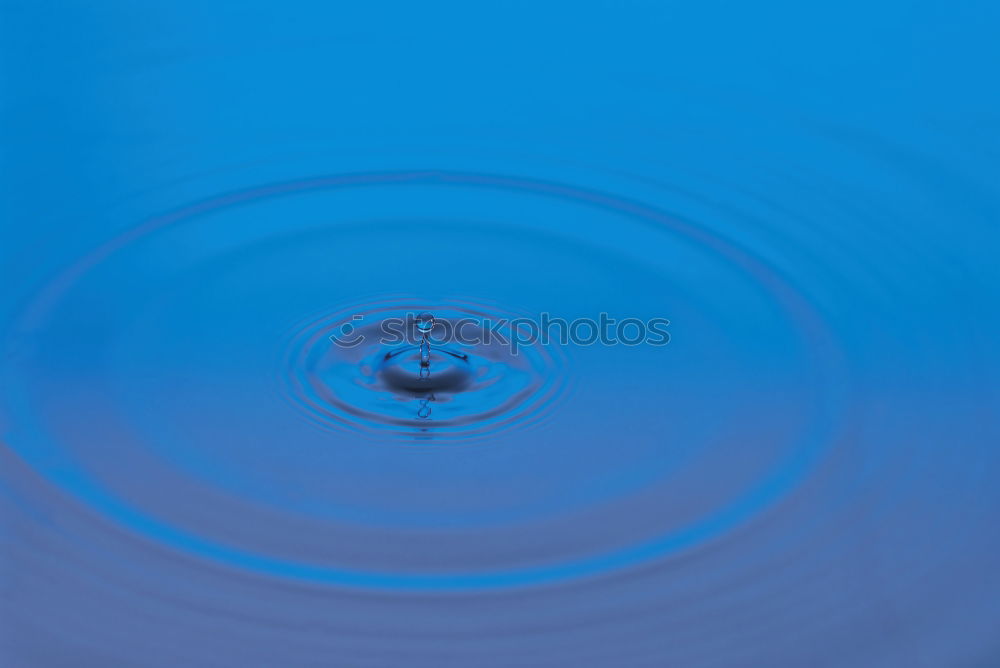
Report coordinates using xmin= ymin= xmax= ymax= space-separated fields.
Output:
xmin=2 ymin=1 xmax=999 ymax=666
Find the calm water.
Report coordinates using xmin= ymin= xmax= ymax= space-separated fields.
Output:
xmin=2 ymin=2 xmax=999 ymax=666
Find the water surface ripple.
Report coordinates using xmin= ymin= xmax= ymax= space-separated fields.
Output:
xmin=3 ymin=6 xmax=999 ymax=663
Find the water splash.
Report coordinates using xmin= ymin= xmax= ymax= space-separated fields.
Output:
xmin=292 ymin=300 xmax=565 ymax=439
xmin=416 ymin=310 xmax=434 ymax=369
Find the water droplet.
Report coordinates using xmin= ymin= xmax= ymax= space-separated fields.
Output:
xmin=420 ymin=337 xmax=431 ymax=367
xmin=417 ymin=396 xmax=433 ymax=419
xmin=290 ymin=302 xmax=564 ymax=437
xmin=417 ymin=311 xmax=434 ymax=367
xmin=415 ymin=311 xmax=435 ymax=335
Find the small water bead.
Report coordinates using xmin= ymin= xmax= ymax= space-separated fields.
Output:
xmin=416 ymin=312 xmax=435 ymax=335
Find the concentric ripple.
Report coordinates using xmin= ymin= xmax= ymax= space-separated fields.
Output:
xmin=283 ymin=297 xmax=567 ymax=439
xmin=0 ymin=168 xmax=848 ymax=592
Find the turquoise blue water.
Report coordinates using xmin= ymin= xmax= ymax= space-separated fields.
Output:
xmin=2 ymin=2 xmax=999 ymax=666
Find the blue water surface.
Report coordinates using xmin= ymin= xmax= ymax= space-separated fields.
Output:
xmin=2 ymin=2 xmax=999 ymax=666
